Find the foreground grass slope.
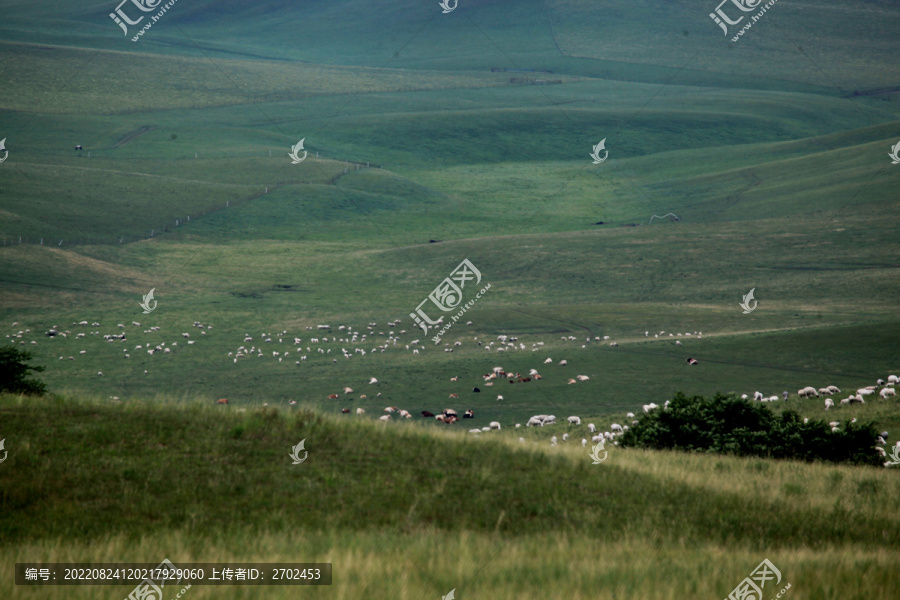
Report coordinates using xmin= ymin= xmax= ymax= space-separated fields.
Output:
xmin=1 ymin=393 xmax=899 ymax=599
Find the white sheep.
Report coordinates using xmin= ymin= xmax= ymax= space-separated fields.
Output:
xmin=490 ymin=421 xmax=501 ymax=430
xmin=825 ymin=399 xmax=834 ymax=409
xmin=888 ymin=375 xmax=899 ymax=384
xmin=610 ymin=423 xmax=623 ymax=433
xmin=581 ymin=438 xmax=587 ymax=447
xmin=826 ymin=385 xmax=841 ymax=394
xmin=550 ymin=436 xmax=558 ymax=446
xmin=643 ymin=403 xmax=658 ymax=413
xmin=588 ymin=423 xmax=596 ymax=433
xmin=356 ymin=408 xmax=365 ymax=415
xmin=858 ymin=388 xmax=875 ymax=396
xmin=562 ymin=433 xmax=569 ymax=442
xmin=379 ymin=415 xmax=391 ymax=421
xmin=567 ymin=416 xmax=581 ymax=425
xmin=469 ymin=429 xmax=481 ymax=434
xmin=880 ymin=388 xmax=896 ymax=399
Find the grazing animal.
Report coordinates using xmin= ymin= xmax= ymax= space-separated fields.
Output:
xmin=489 ymin=421 xmax=501 ymax=430
xmin=473 ymin=387 xmax=480 ymax=393
xmin=588 ymin=423 xmax=596 ymax=433
xmin=421 ymin=410 xmax=435 ymax=417
xmin=379 ymin=415 xmax=391 ymax=421
xmin=826 ymin=386 xmax=841 ymax=394
xmin=217 ymin=399 xmax=229 ymax=405
xmin=643 ymin=403 xmax=659 ymax=413
xmin=880 ymin=388 xmax=896 ymax=399
xmin=341 ymin=408 xmax=350 ymax=414
xmin=798 ymin=386 xmax=818 ymax=398
xmin=825 ymin=399 xmax=834 ymax=409
xmin=464 ymin=409 xmax=475 ymax=418
xmin=328 ymin=394 xmax=339 ymax=400
xmin=449 ymin=393 xmax=459 ymax=399
xmin=356 ymin=408 xmax=365 ymax=415
xmin=686 ymin=358 xmax=698 ymax=365
xmin=567 ymin=416 xmax=581 ymax=425
xmin=558 ymin=360 xmax=567 ymax=366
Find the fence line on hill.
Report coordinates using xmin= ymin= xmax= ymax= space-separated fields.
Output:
xmin=1 ymin=154 xmax=382 ymax=248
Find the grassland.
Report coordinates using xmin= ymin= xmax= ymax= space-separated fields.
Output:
xmin=1 ymin=0 xmax=900 ymax=597
xmin=1 ymin=394 xmax=899 ymax=600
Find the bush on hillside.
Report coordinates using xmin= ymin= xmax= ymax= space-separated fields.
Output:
xmin=0 ymin=346 xmax=47 ymax=395
xmin=621 ymin=392 xmax=882 ymax=466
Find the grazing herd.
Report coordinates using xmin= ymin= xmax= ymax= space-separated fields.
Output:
xmin=9 ymin=319 xmax=899 ymax=464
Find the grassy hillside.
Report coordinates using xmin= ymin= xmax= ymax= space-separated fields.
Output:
xmin=1 ymin=394 xmax=899 ymax=599
xmin=1 ymin=0 xmax=900 ymax=596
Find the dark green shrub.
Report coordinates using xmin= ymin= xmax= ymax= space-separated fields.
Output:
xmin=621 ymin=392 xmax=882 ymax=466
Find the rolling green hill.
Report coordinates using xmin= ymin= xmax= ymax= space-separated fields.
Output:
xmin=1 ymin=394 xmax=899 ymax=599
xmin=1 ymin=0 xmax=900 ymax=596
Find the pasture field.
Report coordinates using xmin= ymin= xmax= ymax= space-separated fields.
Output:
xmin=1 ymin=0 xmax=900 ymax=597
xmin=1 ymin=395 xmax=900 ymax=600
